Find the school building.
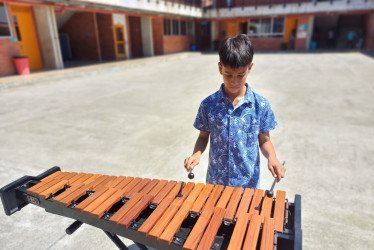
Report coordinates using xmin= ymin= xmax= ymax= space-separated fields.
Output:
xmin=0 ymin=0 xmax=373 ymax=77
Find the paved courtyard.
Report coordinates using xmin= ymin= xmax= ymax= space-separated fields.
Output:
xmin=0 ymin=51 xmax=373 ymax=250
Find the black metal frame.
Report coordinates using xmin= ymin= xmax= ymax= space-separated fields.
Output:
xmin=1 ymin=167 xmax=302 ymax=250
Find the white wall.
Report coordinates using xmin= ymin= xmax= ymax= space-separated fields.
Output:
xmin=140 ymin=17 xmax=154 ymax=57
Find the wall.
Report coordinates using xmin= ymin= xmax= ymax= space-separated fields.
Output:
xmin=141 ymin=16 xmax=154 ymax=57
xmin=33 ymin=6 xmax=63 ymax=69
xmin=251 ymin=37 xmax=284 ymax=50
xmin=96 ymin=13 xmax=116 ymax=60
xmin=128 ymin=16 xmax=143 ymax=57
xmin=295 ymin=15 xmax=312 ymax=50
xmin=59 ymin=12 xmax=101 ymax=60
xmin=0 ymin=4 xmax=20 ymax=76
xmin=152 ymin=17 xmax=164 ymax=55
xmin=163 ymin=36 xmax=193 ymax=54
xmin=365 ymin=12 xmax=374 ymax=50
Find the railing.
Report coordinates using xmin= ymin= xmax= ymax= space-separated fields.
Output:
xmin=214 ymin=0 xmax=311 ymax=8
xmin=161 ymin=0 xmax=203 ymax=7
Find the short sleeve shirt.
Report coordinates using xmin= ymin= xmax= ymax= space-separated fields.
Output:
xmin=194 ymin=83 xmax=277 ymax=188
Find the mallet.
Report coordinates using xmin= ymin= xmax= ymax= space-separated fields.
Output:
xmin=266 ymin=161 xmax=286 ymax=198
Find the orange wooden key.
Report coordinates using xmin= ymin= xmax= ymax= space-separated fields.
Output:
xmin=273 ymin=190 xmax=286 ymax=232
xmin=260 ymin=217 xmax=275 ymax=250
xmin=235 ymin=188 xmax=254 ymax=220
xmin=190 ymin=183 xmax=214 ymax=213
xmin=242 ymin=214 xmax=262 ymax=250
xmin=109 ymin=192 xmax=144 ymax=223
xmin=183 ymin=205 xmax=215 ymax=250
xmin=196 ymin=207 xmax=226 ymax=250
xmin=202 ymin=184 xmax=224 ymax=213
xmin=248 ymin=189 xmax=264 ymax=216
xmin=118 ymin=194 xmax=154 ymax=228
xmin=224 ymin=187 xmax=243 ymax=221
xmin=137 ymin=197 xmax=174 ymax=236
xmin=227 ymin=212 xmax=250 ymax=250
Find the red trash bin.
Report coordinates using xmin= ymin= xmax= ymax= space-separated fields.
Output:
xmin=12 ymin=56 xmax=30 ymax=75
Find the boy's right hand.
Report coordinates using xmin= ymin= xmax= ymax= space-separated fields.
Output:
xmin=184 ymin=154 xmax=200 ymax=172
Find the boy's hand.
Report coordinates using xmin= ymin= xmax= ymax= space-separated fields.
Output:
xmin=268 ymin=156 xmax=286 ymax=182
xmin=184 ymin=153 xmax=201 ymax=172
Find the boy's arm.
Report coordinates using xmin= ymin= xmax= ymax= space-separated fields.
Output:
xmin=184 ymin=131 xmax=210 ymax=172
xmin=258 ymin=132 xmax=286 ymax=182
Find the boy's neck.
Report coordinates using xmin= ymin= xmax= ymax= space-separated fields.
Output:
xmin=223 ymin=85 xmax=247 ymax=106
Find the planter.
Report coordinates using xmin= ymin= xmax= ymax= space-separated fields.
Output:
xmin=12 ymin=56 xmax=30 ymax=75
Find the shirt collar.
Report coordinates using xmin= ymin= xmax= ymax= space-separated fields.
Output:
xmin=219 ymin=83 xmax=254 ymax=104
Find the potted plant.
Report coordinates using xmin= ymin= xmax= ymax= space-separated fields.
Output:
xmin=12 ymin=56 xmax=30 ymax=75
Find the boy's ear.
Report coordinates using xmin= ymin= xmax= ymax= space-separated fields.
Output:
xmin=248 ymin=62 xmax=254 ymax=71
xmin=218 ymin=62 xmax=223 ymax=75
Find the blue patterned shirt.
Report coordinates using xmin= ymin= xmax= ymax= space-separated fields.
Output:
xmin=194 ymin=83 xmax=277 ymax=188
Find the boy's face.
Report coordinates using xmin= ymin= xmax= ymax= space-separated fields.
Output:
xmin=218 ymin=62 xmax=253 ymax=94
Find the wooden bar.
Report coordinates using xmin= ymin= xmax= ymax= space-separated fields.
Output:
xmin=82 ymin=174 xmax=101 ymax=185
xmin=147 ymin=180 xmax=167 ymax=197
xmin=248 ymin=189 xmax=264 ymax=216
xmin=28 ymin=172 xmax=71 ymax=194
xmin=139 ymin=179 xmax=160 ymax=195
xmin=216 ymin=186 xmax=234 ymax=208
xmin=190 ymin=183 xmax=214 ymax=213
xmin=159 ymin=183 xmax=203 ymax=244
xmin=159 ymin=201 xmax=192 ymax=244
xmin=242 ymin=214 xmax=262 ymax=250
xmin=109 ymin=192 xmax=144 ymax=223
xmin=53 ymin=183 xmax=84 ymax=202
xmin=120 ymin=177 xmax=142 ymax=197
xmin=65 ymin=173 xmax=86 ymax=185
xmin=118 ymin=194 xmax=154 ymax=228
xmin=273 ymin=190 xmax=286 ymax=232
xmin=126 ymin=178 xmax=151 ymax=198
xmin=39 ymin=170 xmax=62 ymax=183
xmin=70 ymin=173 xmax=94 ymax=186
xmin=83 ymin=187 xmax=118 ymax=214
xmin=227 ymin=212 xmax=250 ymax=250
xmin=138 ymin=197 xmax=174 ymax=235
xmin=114 ymin=176 xmax=134 ymax=190
xmin=202 ymin=184 xmax=224 ymax=212
xmin=39 ymin=180 xmax=69 ymax=198
xmin=170 ymin=182 xmax=195 ymax=207
xmin=235 ymin=188 xmax=254 ymax=220
xmin=224 ymin=187 xmax=243 ymax=221
xmin=260 ymin=217 xmax=275 ymax=250
xmin=74 ymin=187 xmax=110 ymax=210
xmin=109 ymin=176 xmax=127 ymax=189
xmin=91 ymin=188 xmax=127 ymax=218
xmin=152 ymin=181 xmax=177 ymax=204
xmin=196 ymin=207 xmax=226 ymax=250
xmin=183 ymin=206 xmax=214 ymax=250
xmin=148 ymin=204 xmax=180 ymax=240
xmin=260 ymin=191 xmax=273 ymax=222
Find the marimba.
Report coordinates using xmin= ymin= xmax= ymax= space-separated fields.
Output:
xmin=0 ymin=167 xmax=302 ymax=250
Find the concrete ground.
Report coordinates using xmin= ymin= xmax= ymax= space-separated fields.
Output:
xmin=0 ymin=51 xmax=373 ymax=250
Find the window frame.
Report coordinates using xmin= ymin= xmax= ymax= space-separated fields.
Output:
xmin=248 ymin=17 xmax=285 ymax=38
xmin=0 ymin=3 xmax=13 ymax=39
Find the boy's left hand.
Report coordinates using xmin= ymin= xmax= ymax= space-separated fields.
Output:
xmin=268 ymin=156 xmax=286 ymax=182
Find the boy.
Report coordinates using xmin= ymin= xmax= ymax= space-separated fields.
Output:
xmin=184 ymin=34 xmax=285 ymax=188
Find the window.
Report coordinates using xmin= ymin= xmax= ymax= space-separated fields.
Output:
xmin=172 ymin=19 xmax=179 ymax=35
xmin=249 ymin=18 xmax=284 ymax=38
xmin=164 ymin=19 xmax=171 ymax=35
xmin=164 ymin=19 xmax=193 ymax=36
xmin=0 ymin=3 xmax=12 ymax=38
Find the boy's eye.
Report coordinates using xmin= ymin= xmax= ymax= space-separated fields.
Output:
xmin=238 ymin=75 xmax=244 ymax=78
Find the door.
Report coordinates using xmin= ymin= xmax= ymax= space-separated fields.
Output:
xmin=114 ymin=24 xmax=126 ymax=59
xmin=227 ymin=21 xmax=239 ymax=38
xmin=10 ymin=4 xmax=42 ymax=70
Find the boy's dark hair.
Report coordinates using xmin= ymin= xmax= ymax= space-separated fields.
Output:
xmin=219 ymin=34 xmax=254 ymax=68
